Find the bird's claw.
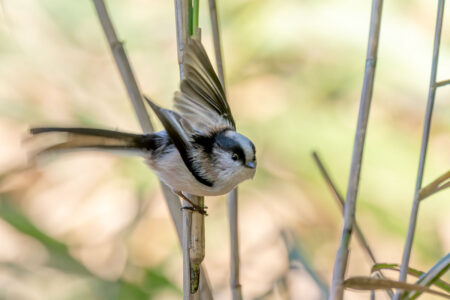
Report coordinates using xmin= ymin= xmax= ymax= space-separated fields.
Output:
xmin=181 ymin=205 xmax=208 ymax=216
xmin=174 ymin=191 xmax=208 ymax=215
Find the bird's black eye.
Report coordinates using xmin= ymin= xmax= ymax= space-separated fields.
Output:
xmin=231 ymin=153 xmax=239 ymax=161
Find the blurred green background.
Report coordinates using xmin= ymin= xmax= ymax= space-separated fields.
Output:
xmin=0 ymin=0 xmax=449 ymax=299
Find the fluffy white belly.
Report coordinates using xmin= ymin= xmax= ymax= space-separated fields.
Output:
xmin=145 ymin=151 xmax=237 ymax=196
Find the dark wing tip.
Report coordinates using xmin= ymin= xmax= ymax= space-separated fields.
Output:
xmin=143 ymin=95 xmax=161 ymax=112
xmin=30 ymin=127 xmax=41 ymax=134
xmin=30 ymin=127 xmax=58 ymax=135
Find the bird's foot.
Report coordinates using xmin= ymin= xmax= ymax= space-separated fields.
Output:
xmin=181 ymin=205 xmax=208 ymax=216
xmin=175 ymin=191 xmax=208 ymax=216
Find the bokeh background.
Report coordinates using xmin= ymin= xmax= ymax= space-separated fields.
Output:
xmin=0 ymin=0 xmax=449 ymax=299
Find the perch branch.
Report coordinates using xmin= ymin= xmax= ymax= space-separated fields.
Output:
xmin=174 ymin=0 xmax=207 ymax=298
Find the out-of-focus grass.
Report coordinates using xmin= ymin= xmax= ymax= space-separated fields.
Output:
xmin=0 ymin=196 xmax=181 ymax=300
xmin=0 ymin=0 xmax=449 ymax=299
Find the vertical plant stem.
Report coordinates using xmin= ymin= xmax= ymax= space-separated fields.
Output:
xmin=182 ymin=199 xmax=193 ymax=300
xmin=228 ymin=188 xmax=243 ymax=300
xmin=93 ymin=1 xmax=211 ymax=298
xmin=174 ymin=0 xmax=207 ymax=298
xmin=192 ymin=0 xmax=200 ymax=35
xmin=174 ymin=1 xmax=192 ymax=298
xmin=394 ymin=1 xmax=445 ymax=299
xmin=208 ymin=0 xmax=225 ymax=87
xmin=208 ymin=1 xmax=243 ymax=299
xmin=189 ymin=195 xmax=205 ymax=294
xmin=329 ymin=0 xmax=383 ymax=299
xmin=174 ymin=0 xmax=188 ymax=78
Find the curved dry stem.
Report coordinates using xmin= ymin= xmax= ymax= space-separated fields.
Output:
xmin=419 ymin=170 xmax=450 ymax=201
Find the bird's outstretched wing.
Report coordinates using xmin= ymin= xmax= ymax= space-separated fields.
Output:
xmin=173 ymin=38 xmax=235 ymax=133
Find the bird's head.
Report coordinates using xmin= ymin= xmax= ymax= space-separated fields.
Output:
xmin=212 ymin=130 xmax=256 ymax=183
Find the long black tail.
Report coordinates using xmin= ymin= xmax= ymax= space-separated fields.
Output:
xmin=30 ymin=127 xmax=160 ymax=155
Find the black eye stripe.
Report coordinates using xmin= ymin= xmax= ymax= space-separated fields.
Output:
xmin=216 ymin=132 xmax=246 ymax=163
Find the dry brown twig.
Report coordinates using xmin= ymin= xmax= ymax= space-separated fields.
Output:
xmin=418 ymin=170 xmax=449 ymax=201
xmin=344 ymin=276 xmax=450 ymax=299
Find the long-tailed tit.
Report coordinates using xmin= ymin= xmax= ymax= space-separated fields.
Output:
xmin=31 ymin=38 xmax=256 ymax=213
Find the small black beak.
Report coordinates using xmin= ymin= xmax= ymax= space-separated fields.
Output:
xmin=245 ymin=161 xmax=256 ymax=169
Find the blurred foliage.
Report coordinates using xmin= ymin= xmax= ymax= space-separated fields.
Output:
xmin=0 ymin=196 xmax=180 ymax=300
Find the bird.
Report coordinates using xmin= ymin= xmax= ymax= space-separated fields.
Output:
xmin=30 ymin=38 xmax=256 ymax=214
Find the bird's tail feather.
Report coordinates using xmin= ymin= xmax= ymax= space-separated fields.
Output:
xmin=30 ymin=127 xmax=156 ymax=156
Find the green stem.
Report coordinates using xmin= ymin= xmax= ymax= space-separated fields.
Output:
xmin=189 ymin=0 xmax=202 ymax=208
xmin=188 ymin=0 xmax=200 ymax=36
xmin=193 ymin=0 xmax=199 ymax=34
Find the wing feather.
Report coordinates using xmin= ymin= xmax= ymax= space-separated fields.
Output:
xmin=174 ymin=38 xmax=235 ymax=131
xmin=144 ymin=96 xmax=213 ymax=187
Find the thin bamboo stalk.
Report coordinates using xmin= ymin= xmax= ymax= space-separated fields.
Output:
xmin=312 ymin=152 xmax=393 ymax=299
xmin=174 ymin=1 xmax=207 ymax=298
xmin=174 ymin=0 xmax=187 ymax=78
xmin=329 ymin=0 xmax=384 ymax=299
xmin=174 ymin=1 xmax=193 ymax=298
xmin=174 ymin=1 xmax=191 ymax=298
xmin=182 ymin=198 xmax=194 ymax=300
xmin=228 ymin=188 xmax=243 ymax=300
xmin=208 ymin=1 xmax=243 ymax=299
xmin=92 ymin=1 xmax=211 ymax=298
xmin=92 ymin=0 xmax=153 ymax=133
xmin=394 ymin=1 xmax=446 ymax=299
xmin=208 ymin=0 xmax=225 ymax=87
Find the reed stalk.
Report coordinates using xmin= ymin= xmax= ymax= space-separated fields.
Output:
xmin=174 ymin=0 xmax=207 ymax=298
xmin=394 ymin=1 xmax=446 ymax=299
xmin=208 ymin=1 xmax=243 ymax=298
xmin=312 ymin=152 xmax=393 ymax=298
xmin=329 ymin=0 xmax=384 ymax=298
